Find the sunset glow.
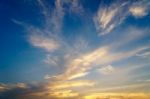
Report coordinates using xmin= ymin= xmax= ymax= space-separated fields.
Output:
xmin=0 ymin=0 xmax=150 ymax=99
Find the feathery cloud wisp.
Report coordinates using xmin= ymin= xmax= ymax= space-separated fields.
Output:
xmin=98 ymin=65 xmax=115 ymax=75
xmin=94 ymin=1 xmax=129 ymax=35
xmin=129 ymin=6 xmax=148 ymax=18
xmin=94 ymin=1 xmax=150 ymax=35
xmin=29 ymin=34 xmax=59 ymax=52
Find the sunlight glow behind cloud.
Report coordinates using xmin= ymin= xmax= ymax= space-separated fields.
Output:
xmin=0 ymin=0 xmax=150 ymax=99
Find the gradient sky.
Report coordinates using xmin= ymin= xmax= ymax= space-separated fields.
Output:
xmin=0 ymin=0 xmax=150 ymax=99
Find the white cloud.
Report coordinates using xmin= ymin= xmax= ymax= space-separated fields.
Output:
xmin=94 ymin=1 xmax=129 ymax=35
xmin=136 ymin=51 xmax=150 ymax=58
xmin=14 ymin=83 xmax=29 ymax=89
xmin=0 ymin=83 xmax=29 ymax=93
xmin=44 ymin=55 xmax=59 ymax=66
xmin=47 ymin=80 xmax=95 ymax=90
xmin=94 ymin=1 xmax=150 ymax=35
xmin=0 ymin=84 xmax=8 ymax=92
xmin=68 ymin=72 xmax=89 ymax=80
xmin=129 ymin=6 xmax=148 ymax=18
xmin=29 ymin=34 xmax=59 ymax=52
xmin=70 ymin=0 xmax=84 ymax=15
xmin=98 ymin=65 xmax=115 ymax=75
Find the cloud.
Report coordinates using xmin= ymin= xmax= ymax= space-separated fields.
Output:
xmin=27 ymin=0 xmax=65 ymax=53
xmin=1 ymin=82 xmax=150 ymax=99
xmin=67 ymin=72 xmax=89 ymax=80
xmin=44 ymin=54 xmax=59 ymax=66
xmin=37 ymin=0 xmax=84 ymax=34
xmin=29 ymin=33 xmax=59 ymax=52
xmin=27 ymin=80 xmax=94 ymax=99
xmin=109 ymin=26 xmax=149 ymax=49
xmin=13 ymin=83 xmax=29 ymax=89
xmin=94 ymin=1 xmax=150 ymax=35
xmin=0 ymin=80 xmax=93 ymax=99
xmin=27 ymin=0 xmax=85 ymax=53
xmin=0 ymin=84 xmax=8 ymax=92
xmin=94 ymin=1 xmax=129 ymax=35
xmin=37 ymin=0 xmax=64 ymax=33
xmin=84 ymin=93 xmax=150 ymax=99
xmin=0 ymin=83 xmax=29 ymax=92
xmin=47 ymin=80 xmax=95 ymax=90
xmin=135 ymin=46 xmax=150 ymax=59
xmin=0 ymin=83 xmax=30 ymax=99
xmin=49 ymin=42 xmax=148 ymax=82
xmin=50 ymin=0 xmax=64 ymax=33
xmin=129 ymin=1 xmax=150 ymax=18
xmin=136 ymin=51 xmax=150 ymax=58
xmin=129 ymin=6 xmax=148 ymax=18
xmin=52 ymin=47 xmax=108 ymax=81
xmin=69 ymin=0 xmax=84 ymax=15
xmin=84 ymin=81 xmax=150 ymax=94
xmin=46 ymin=90 xmax=79 ymax=98
xmin=98 ymin=65 xmax=115 ymax=75
xmin=28 ymin=89 xmax=79 ymax=99
xmin=138 ymin=79 xmax=150 ymax=82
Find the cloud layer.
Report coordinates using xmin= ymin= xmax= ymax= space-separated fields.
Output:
xmin=1 ymin=0 xmax=150 ymax=99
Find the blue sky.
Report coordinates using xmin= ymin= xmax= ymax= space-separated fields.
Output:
xmin=0 ymin=0 xmax=150 ymax=99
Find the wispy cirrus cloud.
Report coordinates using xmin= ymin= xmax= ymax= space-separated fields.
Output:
xmin=47 ymin=80 xmax=95 ymax=90
xmin=136 ymin=46 xmax=150 ymax=59
xmin=94 ymin=1 xmax=150 ymax=35
xmin=129 ymin=1 xmax=150 ymax=18
xmin=29 ymin=33 xmax=59 ymax=52
xmin=129 ymin=6 xmax=148 ymax=18
xmin=94 ymin=1 xmax=129 ymax=35
xmin=44 ymin=54 xmax=59 ymax=66
xmin=0 ymin=84 xmax=8 ymax=92
xmin=98 ymin=65 xmax=115 ymax=75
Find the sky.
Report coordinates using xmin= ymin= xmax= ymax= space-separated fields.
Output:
xmin=0 ymin=0 xmax=150 ymax=99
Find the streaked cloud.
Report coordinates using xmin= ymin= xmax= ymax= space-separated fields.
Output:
xmin=0 ymin=84 xmax=8 ymax=92
xmin=13 ymin=83 xmax=29 ymax=89
xmin=98 ymin=65 xmax=115 ymax=75
xmin=70 ymin=0 xmax=84 ymax=14
xmin=129 ymin=6 xmax=148 ymax=18
xmin=0 ymin=83 xmax=29 ymax=94
xmin=46 ymin=90 xmax=79 ymax=98
xmin=84 ymin=93 xmax=150 ymax=99
xmin=138 ymin=79 xmax=150 ymax=82
xmin=68 ymin=72 xmax=89 ymax=80
xmin=52 ymin=47 xmax=108 ymax=81
xmin=136 ymin=51 xmax=150 ymax=58
xmin=29 ymin=89 xmax=79 ymax=99
xmin=47 ymin=80 xmax=95 ymax=90
xmin=44 ymin=55 xmax=59 ymax=66
xmin=84 ymin=82 xmax=150 ymax=94
xmin=94 ymin=1 xmax=150 ymax=35
xmin=94 ymin=1 xmax=129 ymax=35
xmin=129 ymin=0 xmax=150 ymax=18
xmin=29 ymin=34 xmax=59 ymax=52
